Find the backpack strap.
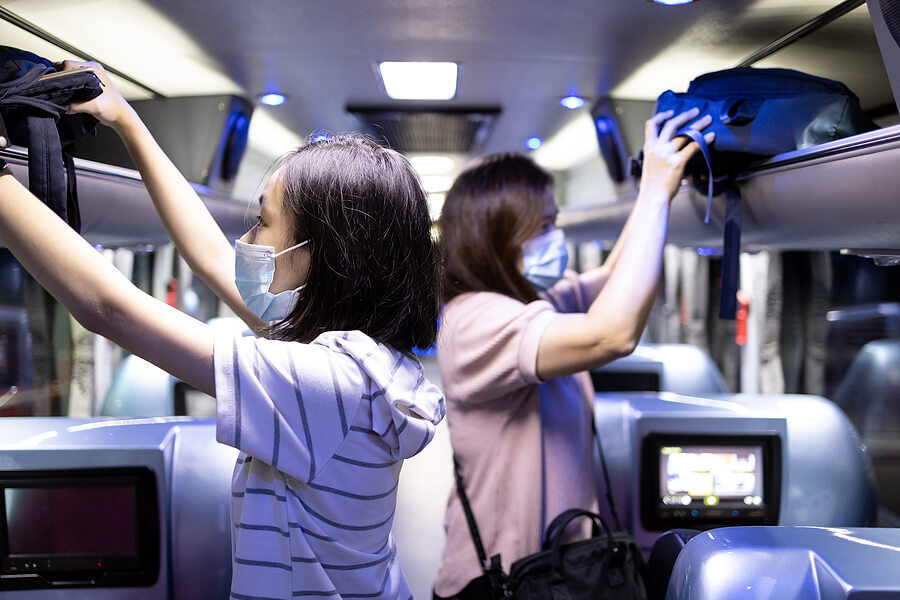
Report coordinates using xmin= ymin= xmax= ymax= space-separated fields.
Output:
xmin=25 ymin=114 xmax=69 ymax=226
xmin=675 ymin=126 xmax=741 ymax=320
xmin=720 ymin=183 xmax=742 ymax=320
xmin=676 ymin=127 xmax=714 ymax=224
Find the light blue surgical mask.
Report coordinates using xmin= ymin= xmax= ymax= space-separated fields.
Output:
xmin=521 ymin=228 xmax=568 ymax=291
xmin=234 ymin=238 xmax=309 ymax=322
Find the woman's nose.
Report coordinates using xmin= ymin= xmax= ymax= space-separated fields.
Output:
xmin=238 ymin=224 xmax=259 ymax=245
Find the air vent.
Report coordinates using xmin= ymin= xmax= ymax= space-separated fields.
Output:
xmin=346 ymin=105 xmax=501 ymax=153
xmin=870 ymin=0 xmax=900 ymax=115
xmin=880 ymin=0 xmax=900 ymax=45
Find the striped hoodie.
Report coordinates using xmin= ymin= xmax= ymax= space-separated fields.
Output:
xmin=214 ymin=328 xmax=445 ymax=600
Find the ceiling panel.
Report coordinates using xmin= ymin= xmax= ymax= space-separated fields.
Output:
xmin=0 ymin=0 xmax=893 ymax=161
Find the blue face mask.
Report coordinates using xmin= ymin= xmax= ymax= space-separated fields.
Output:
xmin=521 ymin=228 xmax=568 ymax=291
xmin=234 ymin=238 xmax=309 ymax=322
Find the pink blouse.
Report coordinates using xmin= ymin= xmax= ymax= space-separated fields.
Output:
xmin=433 ymin=276 xmax=597 ymax=597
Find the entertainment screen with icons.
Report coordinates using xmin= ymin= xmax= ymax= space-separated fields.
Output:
xmin=641 ymin=433 xmax=781 ymax=530
xmin=660 ymin=445 xmax=764 ymax=509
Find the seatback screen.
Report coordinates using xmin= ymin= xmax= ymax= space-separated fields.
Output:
xmin=5 ymin=486 xmax=136 ymax=555
xmin=660 ymin=445 xmax=763 ymax=508
xmin=641 ymin=434 xmax=781 ymax=530
xmin=0 ymin=468 xmax=159 ymax=589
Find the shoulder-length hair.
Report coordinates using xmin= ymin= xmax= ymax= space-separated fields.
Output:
xmin=268 ymin=134 xmax=440 ymax=352
xmin=439 ymin=153 xmax=553 ymax=304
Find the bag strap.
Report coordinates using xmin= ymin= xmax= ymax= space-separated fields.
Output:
xmin=676 ymin=127 xmax=714 ymax=224
xmin=591 ymin=418 xmax=623 ymax=531
xmin=542 ymin=507 xmax=613 ymax=550
xmin=719 ymin=183 xmax=742 ymax=320
xmin=674 ymin=126 xmax=742 ymax=320
xmin=453 ymin=456 xmax=508 ymax=599
xmin=452 ymin=456 xmax=490 ymax=570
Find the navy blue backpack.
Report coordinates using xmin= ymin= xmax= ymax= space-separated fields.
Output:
xmin=642 ymin=67 xmax=877 ymax=319
xmin=0 ymin=46 xmax=103 ymax=233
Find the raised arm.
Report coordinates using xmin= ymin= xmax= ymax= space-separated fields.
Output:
xmin=536 ymin=108 xmax=713 ymax=380
xmin=0 ymin=166 xmax=216 ymax=396
xmin=62 ymin=61 xmax=264 ymax=332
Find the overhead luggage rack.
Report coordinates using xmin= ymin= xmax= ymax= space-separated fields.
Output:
xmin=559 ymin=123 xmax=900 ymax=252
xmin=0 ymin=146 xmax=251 ymax=248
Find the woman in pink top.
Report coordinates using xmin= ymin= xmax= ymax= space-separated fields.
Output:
xmin=432 ymin=108 xmax=713 ymax=599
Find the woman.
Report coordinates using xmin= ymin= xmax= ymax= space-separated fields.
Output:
xmin=0 ymin=61 xmax=444 ymax=600
xmin=433 ymin=109 xmax=712 ymax=598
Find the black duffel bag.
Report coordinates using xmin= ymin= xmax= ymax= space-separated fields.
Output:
xmin=0 ymin=46 xmax=103 ymax=232
xmin=508 ymin=509 xmax=648 ymax=600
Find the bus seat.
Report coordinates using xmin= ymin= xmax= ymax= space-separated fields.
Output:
xmin=101 ymin=354 xmax=174 ymax=417
xmin=591 ymin=344 xmax=728 ymax=395
xmin=593 ymin=393 xmax=876 ymax=555
xmin=831 ymin=338 xmax=900 ymax=523
xmin=0 ymin=417 xmax=237 ymax=597
xmin=646 ymin=529 xmax=702 ymax=600
xmin=101 ymin=318 xmax=253 ymax=418
xmin=665 ymin=526 xmax=900 ymax=599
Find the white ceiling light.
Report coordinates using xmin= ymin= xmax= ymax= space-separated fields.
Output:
xmin=247 ymin=109 xmax=304 ymax=158
xmin=532 ymin=112 xmax=599 ymax=171
xmin=378 ymin=62 xmax=459 ymax=100
xmin=421 ymin=175 xmax=453 ymax=194
xmin=427 ymin=193 xmax=446 ymax=220
xmin=259 ymin=93 xmax=288 ymax=106
xmin=410 ymin=155 xmax=455 ymax=175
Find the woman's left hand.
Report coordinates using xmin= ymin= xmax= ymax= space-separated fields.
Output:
xmin=56 ymin=60 xmax=135 ymax=130
xmin=638 ymin=108 xmax=715 ymax=202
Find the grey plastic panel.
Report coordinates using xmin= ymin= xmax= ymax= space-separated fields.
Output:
xmin=594 ymin=393 xmax=877 ymax=553
xmin=591 ymin=344 xmax=728 ymax=395
xmin=666 ymin=526 xmax=900 ymax=600
xmin=0 ymin=417 xmax=237 ymax=600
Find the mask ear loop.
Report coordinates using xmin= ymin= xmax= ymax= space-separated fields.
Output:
xmin=273 ymin=239 xmax=311 ymax=295
xmin=273 ymin=239 xmax=309 ymax=257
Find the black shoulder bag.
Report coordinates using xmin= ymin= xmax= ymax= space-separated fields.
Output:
xmin=0 ymin=46 xmax=104 ymax=233
xmin=453 ymin=420 xmax=648 ymax=600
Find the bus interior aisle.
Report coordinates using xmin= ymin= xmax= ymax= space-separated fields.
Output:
xmin=0 ymin=0 xmax=899 ymax=599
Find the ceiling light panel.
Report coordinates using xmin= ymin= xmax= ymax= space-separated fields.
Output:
xmin=421 ymin=175 xmax=453 ymax=194
xmin=378 ymin=62 xmax=459 ymax=100
xmin=409 ymin=155 xmax=456 ymax=175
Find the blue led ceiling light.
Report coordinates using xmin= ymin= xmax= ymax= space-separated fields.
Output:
xmin=559 ymin=95 xmax=586 ymax=110
xmin=525 ymin=137 xmax=543 ymax=150
xmin=650 ymin=0 xmax=696 ymax=5
xmin=259 ymin=93 xmax=287 ymax=106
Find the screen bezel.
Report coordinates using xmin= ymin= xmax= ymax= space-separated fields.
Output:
xmin=0 ymin=467 xmax=159 ymax=589
xmin=640 ymin=433 xmax=782 ymax=531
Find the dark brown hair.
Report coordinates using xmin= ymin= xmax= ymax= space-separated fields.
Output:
xmin=439 ymin=153 xmax=553 ymax=304
xmin=267 ymin=134 xmax=440 ymax=352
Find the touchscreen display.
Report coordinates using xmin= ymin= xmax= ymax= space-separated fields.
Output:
xmin=659 ymin=445 xmax=763 ymax=507
xmin=4 ymin=486 xmax=136 ymax=555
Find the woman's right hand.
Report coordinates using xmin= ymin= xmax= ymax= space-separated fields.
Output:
xmin=638 ymin=108 xmax=714 ymax=202
xmin=58 ymin=60 xmax=135 ymax=130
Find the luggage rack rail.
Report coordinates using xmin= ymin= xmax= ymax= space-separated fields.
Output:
xmin=559 ymin=124 xmax=900 ymax=252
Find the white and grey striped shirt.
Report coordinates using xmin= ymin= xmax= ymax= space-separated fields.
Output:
xmin=214 ymin=329 xmax=445 ymax=600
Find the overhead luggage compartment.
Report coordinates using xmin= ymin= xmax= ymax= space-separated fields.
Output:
xmin=559 ymin=123 xmax=900 ymax=253
xmin=0 ymin=148 xmax=252 ymax=248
